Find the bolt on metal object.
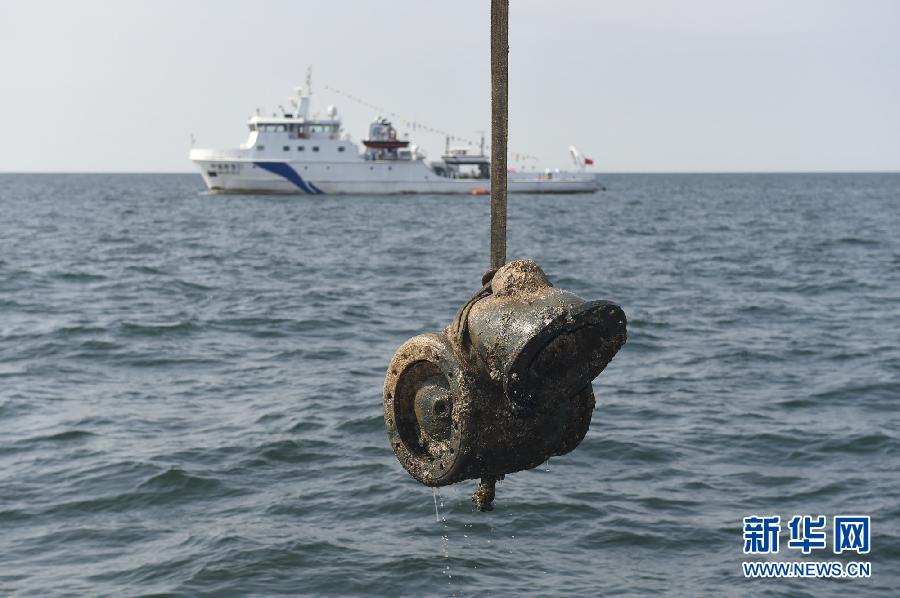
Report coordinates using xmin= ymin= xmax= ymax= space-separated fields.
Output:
xmin=384 ymin=259 xmax=626 ymax=510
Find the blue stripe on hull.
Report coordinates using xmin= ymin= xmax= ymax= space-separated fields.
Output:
xmin=253 ymin=162 xmax=324 ymax=194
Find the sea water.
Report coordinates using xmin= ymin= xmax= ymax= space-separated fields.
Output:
xmin=1 ymin=173 xmax=898 ymax=595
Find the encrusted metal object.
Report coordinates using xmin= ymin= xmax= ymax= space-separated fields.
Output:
xmin=384 ymin=259 xmax=626 ymax=510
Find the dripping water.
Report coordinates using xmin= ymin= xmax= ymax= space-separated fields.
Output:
xmin=431 ymin=488 xmax=452 ymax=587
xmin=432 ymin=487 xmax=441 ymax=522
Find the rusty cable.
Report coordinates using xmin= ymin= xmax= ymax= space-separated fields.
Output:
xmin=490 ymin=0 xmax=509 ymax=271
xmin=450 ymin=276 xmax=494 ymax=354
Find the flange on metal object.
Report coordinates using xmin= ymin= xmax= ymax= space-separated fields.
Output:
xmin=383 ymin=259 xmax=626 ymax=510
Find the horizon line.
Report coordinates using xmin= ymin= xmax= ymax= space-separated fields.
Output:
xmin=2 ymin=170 xmax=899 ymax=176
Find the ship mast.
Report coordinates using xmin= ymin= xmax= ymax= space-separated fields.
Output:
xmin=294 ymin=66 xmax=313 ymax=120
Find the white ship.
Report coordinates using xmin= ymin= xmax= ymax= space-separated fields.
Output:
xmin=189 ymin=79 xmax=598 ymax=195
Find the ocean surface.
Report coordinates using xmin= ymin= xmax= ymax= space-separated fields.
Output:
xmin=1 ymin=173 xmax=898 ymax=596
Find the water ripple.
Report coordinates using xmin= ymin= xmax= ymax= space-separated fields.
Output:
xmin=0 ymin=173 xmax=898 ymax=596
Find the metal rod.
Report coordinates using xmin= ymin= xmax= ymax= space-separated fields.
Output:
xmin=490 ymin=0 xmax=509 ymax=271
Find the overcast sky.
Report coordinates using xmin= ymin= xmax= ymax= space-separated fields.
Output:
xmin=1 ymin=0 xmax=898 ymax=172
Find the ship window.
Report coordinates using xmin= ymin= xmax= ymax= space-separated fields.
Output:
xmin=207 ymin=171 xmax=217 ymax=177
xmin=313 ymin=146 xmax=319 ymax=152
xmin=283 ymin=146 xmax=290 ymax=151
xmin=338 ymin=146 xmax=345 ymax=152
xmin=257 ymin=145 xmax=265 ymax=151
xmin=249 ymin=124 xmax=257 ymax=131
xmin=297 ymin=146 xmax=304 ymax=151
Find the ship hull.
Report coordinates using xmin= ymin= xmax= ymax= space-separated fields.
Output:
xmin=191 ymin=157 xmax=598 ymax=195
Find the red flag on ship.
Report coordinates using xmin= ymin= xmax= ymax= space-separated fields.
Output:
xmin=584 ymin=157 xmax=594 ymax=166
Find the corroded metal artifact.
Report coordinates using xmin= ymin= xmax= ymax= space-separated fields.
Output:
xmin=383 ymin=259 xmax=626 ymax=510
